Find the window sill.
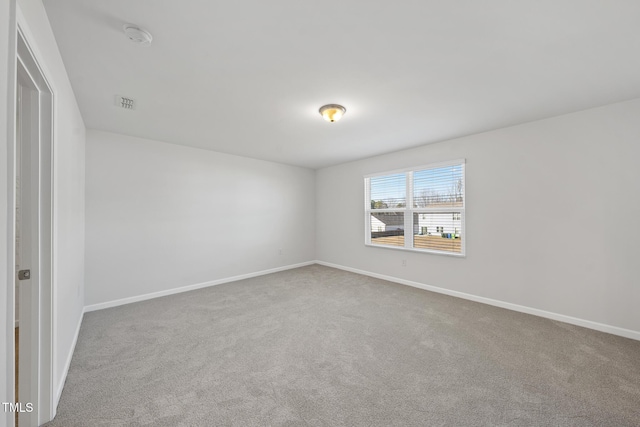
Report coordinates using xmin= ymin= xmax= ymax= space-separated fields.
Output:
xmin=365 ymin=243 xmax=466 ymax=258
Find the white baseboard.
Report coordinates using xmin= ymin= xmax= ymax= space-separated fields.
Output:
xmin=56 ymin=308 xmax=84 ymax=406
xmin=315 ymin=260 xmax=640 ymax=341
xmin=84 ymin=261 xmax=316 ymax=313
xmin=81 ymin=259 xmax=640 ymax=340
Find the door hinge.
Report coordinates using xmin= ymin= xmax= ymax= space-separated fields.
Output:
xmin=18 ymin=269 xmax=31 ymax=280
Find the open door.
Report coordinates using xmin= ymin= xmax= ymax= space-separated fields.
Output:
xmin=14 ymin=28 xmax=54 ymax=427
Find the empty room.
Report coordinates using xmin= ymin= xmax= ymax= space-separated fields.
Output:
xmin=1 ymin=0 xmax=640 ymax=426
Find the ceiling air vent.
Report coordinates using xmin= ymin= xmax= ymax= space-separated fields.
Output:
xmin=116 ymin=96 xmax=135 ymax=110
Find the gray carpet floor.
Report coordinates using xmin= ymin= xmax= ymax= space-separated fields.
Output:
xmin=46 ymin=265 xmax=640 ymax=426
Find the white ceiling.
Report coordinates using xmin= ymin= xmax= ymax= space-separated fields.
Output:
xmin=43 ymin=0 xmax=640 ymax=169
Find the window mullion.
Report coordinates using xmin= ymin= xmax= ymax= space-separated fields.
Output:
xmin=405 ymin=171 xmax=413 ymax=249
xmin=364 ymin=178 xmax=371 ymax=245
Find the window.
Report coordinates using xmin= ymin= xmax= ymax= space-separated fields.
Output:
xmin=365 ymin=160 xmax=465 ymax=256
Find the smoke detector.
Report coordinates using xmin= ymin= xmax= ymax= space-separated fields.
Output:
xmin=123 ymin=25 xmax=153 ymax=46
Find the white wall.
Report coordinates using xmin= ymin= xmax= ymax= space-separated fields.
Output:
xmin=85 ymin=130 xmax=315 ymax=306
xmin=317 ymin=98 xmax=640 ymax=336
xmin=1 ymin=1 xmax=17 ymax=424
xmin=1 ymin=0 xmax=86 ymax=421
xmin=16 ymin=0 xmax=86 ymax=406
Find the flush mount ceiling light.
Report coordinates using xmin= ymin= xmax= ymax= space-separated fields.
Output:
xmin=123 ymin=25 xmax=153 ymax=46
xmin=319 ymin=104 xmax=346 ymax=122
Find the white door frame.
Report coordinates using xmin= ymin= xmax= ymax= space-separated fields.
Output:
xmin=12 ymin=20 xmax=55 ymax=427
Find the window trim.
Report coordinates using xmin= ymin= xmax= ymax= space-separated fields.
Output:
xmin=364 ymin=159 xmax=466 ymax=257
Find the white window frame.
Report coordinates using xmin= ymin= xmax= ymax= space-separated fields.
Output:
xmin=364 ymin=159 xmax=466 ymax=257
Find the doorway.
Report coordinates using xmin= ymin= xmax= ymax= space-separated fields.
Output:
xmin=14 ymin=28 xmax=54 ymax=427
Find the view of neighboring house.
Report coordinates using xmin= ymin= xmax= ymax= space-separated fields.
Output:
xmin=370 ymin=212 xmax=404 ymax=234
xmin=371 ymin=212 xmax=461 ymax=237
xmin=415 ymin=212 xmax=462 ymax=237
xmin=370 ymin=196 xmax=463 ymax=240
